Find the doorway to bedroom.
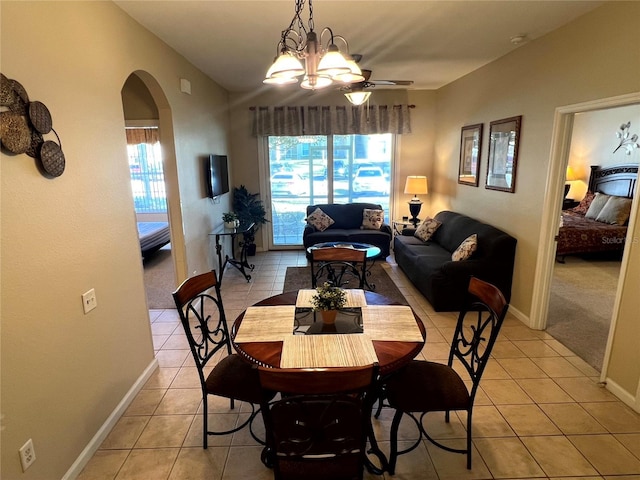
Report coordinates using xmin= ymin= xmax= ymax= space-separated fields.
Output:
xmin=546 ymin=105 xmax=639 ymax=372
xmin=122 ymin=73 xmax=176 ymax=310
xmin=535 ymin=96 xmax=640 ymax=378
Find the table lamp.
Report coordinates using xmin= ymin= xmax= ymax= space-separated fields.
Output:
xmin=565 ymin=165 xmax=576 ymax=199
xmin=404 ymin=175 xmax=428 ymax=226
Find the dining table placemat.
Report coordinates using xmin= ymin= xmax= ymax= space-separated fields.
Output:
xmin=233 ymin=306 xmax=295 ymax=343
xmin=295 ymin=289 xmax=367 ymax=308
xmin=361 ymin=305 xmax=425 ymax=342
xmin=280 ymin=334 xmax=379 ymax=368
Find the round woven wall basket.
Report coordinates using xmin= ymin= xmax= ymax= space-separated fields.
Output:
xmin=40 ymin=138 xmax=65 ymax=177
xmin=0 ymin=111 xmax=31 ymax=154
xmin=28 ymin=101 xmax=52 ymax=134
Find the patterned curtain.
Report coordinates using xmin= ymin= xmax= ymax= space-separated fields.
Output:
xmin=251 ymin=105 xmax=412 ymax=136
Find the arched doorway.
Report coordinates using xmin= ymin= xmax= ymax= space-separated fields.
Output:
xmin=121 ymin=71 xmax=186 ymax=307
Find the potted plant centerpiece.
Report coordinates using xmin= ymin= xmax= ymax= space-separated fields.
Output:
xmin=311 ymin=282 xmax=347 ymax=325
xmin=222 ymin=212 xmax=239 ymax=229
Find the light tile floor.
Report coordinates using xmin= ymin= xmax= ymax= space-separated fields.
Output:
xmin=78 ymin=250 xmax=640 ymax=480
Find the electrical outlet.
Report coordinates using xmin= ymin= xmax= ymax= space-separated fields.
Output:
xmin=19 ymin=438 xmax=36 ymax=471
xmin=82 ymin=288 xmax=97 ymax=314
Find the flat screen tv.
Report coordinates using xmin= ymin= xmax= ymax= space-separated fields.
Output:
xmin=205 ymin=154 xmax=230 ymax=198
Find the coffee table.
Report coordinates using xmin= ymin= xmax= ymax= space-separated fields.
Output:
xmin=307 ymin=242 xmax=381 ymax=290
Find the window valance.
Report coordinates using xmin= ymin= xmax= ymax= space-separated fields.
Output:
xmin=125 ymin=127 xmax=159 ymax=145
xmin=251 ymin=105 xmax=413 ymax=136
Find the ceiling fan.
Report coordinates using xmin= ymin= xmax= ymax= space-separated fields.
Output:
xmin=341 ymin=55 xmax=414 ymax=105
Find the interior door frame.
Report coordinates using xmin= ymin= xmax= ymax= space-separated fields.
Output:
xmin=530 ymin=91 xmax=640 ymax=382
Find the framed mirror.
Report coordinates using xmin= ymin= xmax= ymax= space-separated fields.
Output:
xmin=458 ymin=123 xmax=483 ymax=186
xmin=485 ymin=116 xmax=521 ymax=193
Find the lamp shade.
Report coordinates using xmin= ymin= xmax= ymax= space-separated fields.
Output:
xmin=565 ymin=165 xmax=577 ymax=181
xmin=404 ymin=176 xmax=428 ymax=195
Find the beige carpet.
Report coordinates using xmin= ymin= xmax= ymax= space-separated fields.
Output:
xmin=143 ymin=245 xmax=176 ymax=309
xmin=547 ymin=255 xmax=621 ymax=371
xmin=284 ymin=263 xmax=407 ymax=305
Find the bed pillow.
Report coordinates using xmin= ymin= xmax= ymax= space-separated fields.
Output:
xmin=595 ymin=195 xmax=633 ymax=225
xmin=571 ymin=191 xmax=595 ymax=216
xmin=584 ymin=192 xmax=611 ymax=220
xmin=414 ymin=217 xmax=441 ymax=242
xmin=361 ymin=208 xmax=384 ymax=230
xmin=306 ymin=207 xmax=335 ymax=232
xmin=452 ymin=234 xmax=477 ymax=261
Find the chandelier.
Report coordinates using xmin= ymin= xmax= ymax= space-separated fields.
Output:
xmin=263 ymin=0 xmax=364 ymax=91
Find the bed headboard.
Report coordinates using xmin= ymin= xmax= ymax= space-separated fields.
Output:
xmin=588 ymin=164 xmax=638 ymax=198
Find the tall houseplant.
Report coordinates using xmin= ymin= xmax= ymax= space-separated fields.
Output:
xmin=233 ymin=185 xmax=267 ymax=255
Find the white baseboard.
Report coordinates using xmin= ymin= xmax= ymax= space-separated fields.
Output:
xmin=603 ymin=376 xmax=639 ymax=412
xmin=62 ymin=358 xmax=159 ymax=480
xmin=507 ymin=304 xmax=530 ymax=327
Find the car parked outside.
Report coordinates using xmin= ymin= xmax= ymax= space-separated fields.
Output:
xmin=271 ymin=172 xmax=308 ymax=196
xmin=352 ymin=166 xmax=389 ymax=194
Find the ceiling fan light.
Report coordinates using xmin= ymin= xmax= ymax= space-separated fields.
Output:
xmin=266 ymin=53 xmax=305 ymax=79
xmin=345 ymin=91 xmax=371 ymax=106
xmin=300 ymin=74 xmax=333 ymax=90
xmin=317 ymin=46 xmax=351 ymax=77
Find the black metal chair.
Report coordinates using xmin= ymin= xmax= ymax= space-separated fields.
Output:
xmin=310 ymin=247 xmax=367 ymax=289
xmin=383 ymin=277 xmax=509 ymax=471
xmin=257 ymin=364 xmax=379 ymax=480
xmin=172 ymin=270 xmax=272 ymax=448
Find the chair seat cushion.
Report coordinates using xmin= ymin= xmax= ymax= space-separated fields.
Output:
xmin=205 ymin=354 xmax=266 ymax=404
xmin=385 ymin=360 xmax=470 ymax=412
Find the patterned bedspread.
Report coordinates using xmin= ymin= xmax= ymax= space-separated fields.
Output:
xmin=556 ymin=210 xmax=627 ymax=256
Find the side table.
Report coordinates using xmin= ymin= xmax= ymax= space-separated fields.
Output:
xmin=392 ymin=219 xmax=415 ymax=236
xmin=209 ymin=222 xmax=256 ymax=285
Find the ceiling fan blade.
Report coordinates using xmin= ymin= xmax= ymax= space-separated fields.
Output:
xmin=370 ymin=80 xmax=414 ymax=86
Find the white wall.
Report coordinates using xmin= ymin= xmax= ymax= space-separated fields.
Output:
xmin=568 ymin=105 xmax=640 ymax=200
xmin=0 ymin=2 xmax=230 ymax=478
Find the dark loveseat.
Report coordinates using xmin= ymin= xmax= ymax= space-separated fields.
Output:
xmin=394 ymin=211 xmax=516 ymax=311
xmin=303 ymin=203 xmax=392 ymax=259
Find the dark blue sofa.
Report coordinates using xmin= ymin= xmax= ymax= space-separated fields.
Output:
xmin=394 ymin=211 xmax=517 ymax=311
xmin=303 ymin=203 xmax=392 ymax=260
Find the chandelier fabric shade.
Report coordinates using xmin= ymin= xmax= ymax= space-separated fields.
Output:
xmin=263 ymin=0 xmax=365 ymax=91
xmin=251 ymin=105 xmax=413 ymax=136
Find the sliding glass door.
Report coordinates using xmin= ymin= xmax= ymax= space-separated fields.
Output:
xmin=267 ymin=134 xmax=393 ymax=247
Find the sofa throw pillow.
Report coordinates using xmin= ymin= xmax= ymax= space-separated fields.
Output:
xmin=307 ymin=207 xmax=335 ymax=232
xmin=571 ymin=191 xmax=595 ymax=216
xmin=585 ymin=192 xmax=611 ymax=220
xmin=595 ymin=195 xmax=633 ymax=225
xmin=452 ymin=234 xmax=477 ymax=261
xmin=413 ymin=217 xmax=441 ymax=242
xmin=361 ymin=208 xmax=384 ymax=230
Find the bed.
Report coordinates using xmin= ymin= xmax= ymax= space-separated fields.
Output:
xmin=556 ymin=164 xmax=637 ymax=262
xmin=137 ymin=221 xmax=171 ymax=257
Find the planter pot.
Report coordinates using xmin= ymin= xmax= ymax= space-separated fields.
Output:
xmin=321 ymin=310 xmax=338 ymax=324
xmin=224 ymin=220 xmax=239 ymax=229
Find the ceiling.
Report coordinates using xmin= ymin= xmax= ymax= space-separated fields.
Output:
xmin=114 ymin=0 xmax=604 ymax=93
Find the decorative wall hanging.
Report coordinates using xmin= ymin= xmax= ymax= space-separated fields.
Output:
xmin=613 ymin=121 xmax=639 ymax=155
xmin=485 ymin=115 xmax=521 ymax=193
xmin=0 ymin=73 xmax=65 ymax=177
xmin=458 ymin=123 xmax=483 ymax=187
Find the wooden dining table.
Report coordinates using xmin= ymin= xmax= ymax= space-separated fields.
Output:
xmin=231 ymin=289 xmax=426 ymax=377
xmin=231 ymin=289 xmax=427 ymax=474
